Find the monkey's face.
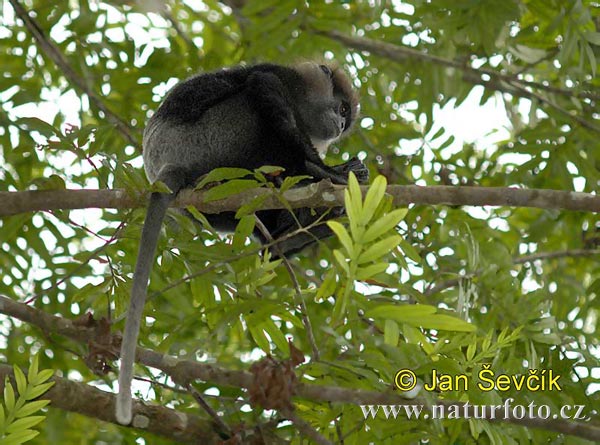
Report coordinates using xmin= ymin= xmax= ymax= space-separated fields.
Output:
xmin=294 ymin=63 xmax=359 ymax=155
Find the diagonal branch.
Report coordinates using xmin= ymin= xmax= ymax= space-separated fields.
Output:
xmin=318 ymin=30 xmax=600 ymax=132
xmin=7 ymin=0 xmax=138 ymax=146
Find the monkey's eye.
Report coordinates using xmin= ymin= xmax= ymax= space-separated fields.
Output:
xmin=319 ymin=64 xmax=333 ymax=78
xmin=339 ymin=101 xmax=350 ymax=118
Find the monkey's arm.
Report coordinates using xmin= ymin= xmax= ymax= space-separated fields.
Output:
xmin=116 ymin=164 xmax=186 ymax=425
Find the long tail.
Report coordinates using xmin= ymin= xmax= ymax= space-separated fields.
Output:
xmin=116 ymin=192 xmax=171 ymax=425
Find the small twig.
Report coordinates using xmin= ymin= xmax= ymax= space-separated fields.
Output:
xmin=24 ymin=220 xmax=127 ymax=304
xmin=281 ymin=407 xmax=334 ymax=445
xmin=253 ymin=216 xmax=321 ymax=361
xmin=425 ymin=248 xmax=600 ymax=296
xmin=187 ymin=383 xmax=233 ymax=438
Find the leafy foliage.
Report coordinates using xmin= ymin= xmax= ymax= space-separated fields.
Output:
xmin=0 ymin=0 xmax=598 ymax=444
xmin=0 ymin=355 xmax=54 ymax=445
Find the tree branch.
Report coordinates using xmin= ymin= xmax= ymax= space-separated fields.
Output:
xmin=7 ymin=0 xmax=138 ymax=146
xmin=0 ymin=364 xmax=222 ymax=443
xmin=318 ymin=30 xmax=600 ymax=103
xmin=1 ymin=295 xmax=599 ymax=441
xmin=318 ymin=30 xmax=600 ymax=134
xmin=1 ymin=183 xmax=598 ymax=219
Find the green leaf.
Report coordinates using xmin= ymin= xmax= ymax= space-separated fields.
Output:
xmin=412 ymin=315 xmax=477 ymax=332
xmin=398 ymin=239 xmax=422 ymax=263
xmin=261 ymin=319 xmax=288 ymax=353
xmin=584 ymin=31 xmax=600 ymax=45
xmin=279 ymin=175 xmax=310 ymax=193
xmin=232 ymin=215 xmax=255 ymax=250
xmin=196 ymin=167 xmax=253 ymax=189
xmin=345 ymin=172 xmax=363 ymax=226
xmin=384 ymin=320 xmax=400 ymax=346
xmin=315 ymin=269 xmax=337 ymax=302
xmin=203 ymin=179 xmax=260 ymax=202
xmin=248 ymin=324 xmax=271 ymax=353
xmin=16 ymin=117 xmax=58 ymax=138
xmin=255 ymin=165 xmax=285 ymax=175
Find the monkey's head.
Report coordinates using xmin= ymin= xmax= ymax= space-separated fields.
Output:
xmin=293 ymin=62 xmax=359 ymax=155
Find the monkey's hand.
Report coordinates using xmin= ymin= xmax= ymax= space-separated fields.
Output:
xmin=333 ymin=157 xmax=369 ymax=184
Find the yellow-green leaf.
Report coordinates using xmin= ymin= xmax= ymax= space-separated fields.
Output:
xmin=5 ymin=416 xmax=45 ymax=434
xmin=366 ymin=304 xmax=437 ymax=322
xmin=13 ymin=366 xmax=26 ymax=397
xmin=332 ymin=249 xmax=349 ymax=274
xmin=357 ymin=235 xmax=402 ymax=264
xmin=4 ymin=379 xmax=15 ymax=412
xmin=14 ymin=400 xmax=50 ymax=418
xmin=27 ymin=356 xmax=39 ymax=383
xmin=24 ymin=382 xmax=54 ymax=401
xmin=30 ymin=369 xmax=53 ymax=386
xmin=361 ymin=175 xmax=387 ymax=226
xmin=327 ymin=220 xmax=354 ymax=256
xmin=363 ymin=208 xmax=408 ymax=243
xmin=3 ymin=429 xmax=39 ymax=445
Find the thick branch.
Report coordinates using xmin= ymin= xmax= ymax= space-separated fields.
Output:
xmin=1 ymin=295 xmax=599 ymax=441
xmin=0 ymin=364 xmax=221 ymax=443
xmin=1 ymin=183 xmax=598 ymax=218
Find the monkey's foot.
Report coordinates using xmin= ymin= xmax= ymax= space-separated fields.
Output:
xmin=334 ymin=156 xmax=369 ymax=184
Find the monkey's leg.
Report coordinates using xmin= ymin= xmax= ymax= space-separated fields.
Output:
xmin=116 ymin=164 xmax=186 ymax=425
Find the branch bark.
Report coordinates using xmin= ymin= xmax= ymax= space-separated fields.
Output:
xmin=1 ymin=295 xmax=599 ymax=442
xmin=0 ymin=364 xmax=221 ymax=443
xmin=1 ymin=183 xmax=598 ymax=219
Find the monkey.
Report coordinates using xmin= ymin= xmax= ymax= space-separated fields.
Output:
xmin=116 ymin=61 xmax=369 ymax=425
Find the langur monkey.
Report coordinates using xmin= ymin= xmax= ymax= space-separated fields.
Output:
xmin=116 ymin=62 xmax=368 ymax=424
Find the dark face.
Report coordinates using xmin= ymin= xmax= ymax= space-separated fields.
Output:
xmin=294 ymin=62 xmax=359 ymax=154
